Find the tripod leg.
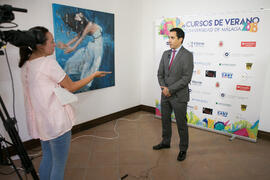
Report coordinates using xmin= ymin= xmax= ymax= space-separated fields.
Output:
xmin=6 ymin=119 xmax=39 ymax=180
xmin=0 ymin=96 xmax=39 ymax=180
xmin=1 ymin=140 xmax=23 ymax=180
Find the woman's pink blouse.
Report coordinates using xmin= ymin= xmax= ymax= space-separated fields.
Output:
xmin=21 ymin=57 xmax=76 ymax=141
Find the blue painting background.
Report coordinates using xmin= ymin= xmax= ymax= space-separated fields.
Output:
xmin=52 ymin=3 xmax=115 ymax=93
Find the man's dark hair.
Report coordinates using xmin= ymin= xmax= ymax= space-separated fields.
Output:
xmin=170 ymin=28 xmax=185 ymax=42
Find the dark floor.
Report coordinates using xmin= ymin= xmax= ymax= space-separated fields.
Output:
xmin=1 ymin=111 xmax=270 ymax=180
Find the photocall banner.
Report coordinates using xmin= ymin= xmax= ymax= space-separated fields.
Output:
xmin=154 ymin=10 xmax=270 ymax=142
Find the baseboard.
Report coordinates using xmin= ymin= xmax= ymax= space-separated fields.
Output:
xmin=6 ymin=105 xmax=270 ymax=156
xmin=71 ymin=105 xmax=143 ymax=134
xmin=257 ymin=130 xmax=270 ymax=141
xmin=140 ymin=104 xmax=155 ymax=113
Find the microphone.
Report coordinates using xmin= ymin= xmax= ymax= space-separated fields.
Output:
xmin=167 ymin=53 xmax=171 ymax=59
xmin=0 ymin=4 xmax=27 ymax=24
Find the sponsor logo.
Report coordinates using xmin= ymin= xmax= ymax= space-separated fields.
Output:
xmin=194 ymin=61 xmax=211 ymax=66
xmin=241 ymin=41 xmax=256 ymax=47
xmin=216 ymin=82 xmax=220 ymax=88
xmin=187 ymin=41 xmax=205 ymax=48
xmin=187 ymin=105 xmax=199 ymax=110
xmin=193 ymin=52 xmax=215 ymax=57
xmin=219 ymin=63 xmax=236 ymax=67
xmin=216 ymin=102 xmax=232 ymax=107
xmin=222 ymin=72 xmax=233 ymax=79
xmin=193 ymin=69 xmax=201 ymax=75
xmin=223 ymin=51 xmax=254 ymax=58
xmin=159 ymin=17 xmax=184 ymax=38
xmin=219 ymin=41 xmax=223 ymax=47
xmin=202 ymin=107 xmax=213 ymax=115
xmin=241 ymin=73 xmax=253 ymax=81
xmin=236 ymin=85 xmax=251 ymax=91
xmin=192 ymin=98 xmax=208 ymax=103
xmin=224 ymin=52 xmax=230 ymax=57
xmin=241 ymin=104 xmax=247 ymax=111
xmin=235 ymin=113 xmax=248 ymax=121
xmin=190 ymin=90 xmax=211 ymax=95
xmin=220 ymin=93 xmax=248 ymax=100
xmin=191 ymin=80 xmax=203 ymax=86
xmin=187 ymin=105 xmax=194 ymax=109
xmin=246 ymin=63 xmax=253 ymax=70
xmin=217 ymin=111 xmax=228 ymax=117
xmin=205 ymin=70 xmax=216 ymax=78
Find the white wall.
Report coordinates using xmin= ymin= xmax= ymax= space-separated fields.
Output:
xmin=0 ymin=0 xmax=142 ymax=141
xmin=139 ymin=0 xmax=270 ymax=132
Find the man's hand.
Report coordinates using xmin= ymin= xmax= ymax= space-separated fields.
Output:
xmin=161 ymin=86 xmax=171 ymax=97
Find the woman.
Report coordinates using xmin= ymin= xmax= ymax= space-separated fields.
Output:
xmin=19 ymin=26 xmax=110 ymax=180
xmin=57 ymin=12 xmax=103 ymax=88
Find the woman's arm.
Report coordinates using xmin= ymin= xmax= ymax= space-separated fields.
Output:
xmin=64 ymin=22 xmax=93 ymax=54
xmin=57 ymin=34 xmax=80 ymax=50
xmin=66 ymin=35 xmax=80 ymax=46
xmin=59 ymin=71 xmax=111 ymax=92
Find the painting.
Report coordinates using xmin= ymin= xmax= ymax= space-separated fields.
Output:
xmin=52 ymin=3 xmax=115 ymax=93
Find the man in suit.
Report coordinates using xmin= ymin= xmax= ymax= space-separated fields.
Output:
xmin=153 ymin=28 xmax=194 ymax=161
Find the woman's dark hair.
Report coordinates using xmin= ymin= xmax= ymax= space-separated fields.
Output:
xmin=18 ymin=26 xmax=49 ymax=68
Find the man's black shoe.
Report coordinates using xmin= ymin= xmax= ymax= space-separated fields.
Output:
xmin=177 ymin=151 xmax=186 ymax=161
xmin=153 ymin=143 xmax=170 ymax=150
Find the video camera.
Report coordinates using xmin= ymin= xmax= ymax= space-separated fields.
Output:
xmin=0 ymin=4 xmax=40 ymax=52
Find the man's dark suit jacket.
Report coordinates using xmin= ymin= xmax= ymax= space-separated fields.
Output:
xmin=158 ymin=46 xmax=194 ymax=102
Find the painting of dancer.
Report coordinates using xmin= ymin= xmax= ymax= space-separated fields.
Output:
xmin=52 ymin=3 xmax=115 ymax=93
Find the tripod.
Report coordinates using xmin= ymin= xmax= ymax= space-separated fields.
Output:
xmin=0 ymin=95 xmax=39 ymax=180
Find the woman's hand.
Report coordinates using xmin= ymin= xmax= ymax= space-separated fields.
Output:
xmin=94 ymin=71 xmax=112 ymax=78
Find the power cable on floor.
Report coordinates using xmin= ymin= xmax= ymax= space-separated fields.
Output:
xmin=122 ymin=151 xmax=164 ymax=180
xmin=72 ymin=115 xmax=162 ymax=180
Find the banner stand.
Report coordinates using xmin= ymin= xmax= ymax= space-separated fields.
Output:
xmin=154 ymin=10 xmax=270 ymax=142
xmin=154 ymin=115 xmax=257 ymax=142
